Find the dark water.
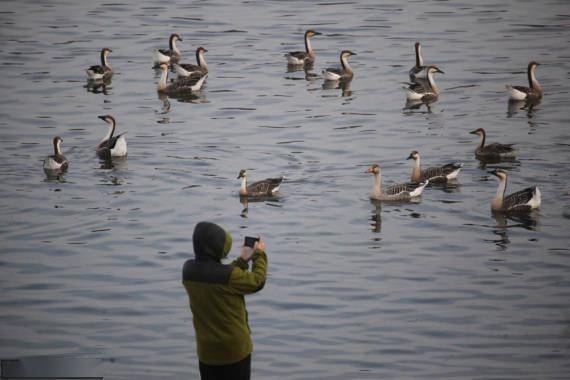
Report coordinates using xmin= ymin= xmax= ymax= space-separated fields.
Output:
xmin=1 ymin=0 xmax=569 ymax=379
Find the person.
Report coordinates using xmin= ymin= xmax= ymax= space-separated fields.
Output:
xmin=182 ymin=221 xmax=268 ymax=380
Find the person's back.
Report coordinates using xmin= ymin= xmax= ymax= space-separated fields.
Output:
xmin=183 ymin=221 xmax=267 ymax=380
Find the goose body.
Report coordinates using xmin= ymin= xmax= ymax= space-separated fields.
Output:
xmin=43 ymin=136 xmax=69 ymax=171
xmin=405 ymin=65 xmax=444 ymax=101
xmin=285 ymin=30 xmax=322 ymax=66
xmin=238 ymin=169 xmax=283 ymax=197
xmin=366 ymin=164 xmax=428 ymax=201
xmin=153 ymin=33 xmax=182 ymax=66
xmin=96 ymin=115 xmax=127 ymax=158
xmin=157 ymin=63 xmax=207 ymax=94
xmin=323 ymin=50 xmax=356 ymax=81
xmin=407 ymin=150 xmax=463 ymax=183
xmin=506 ymin=61 xmax=543 ymax=101
xmin=173 ymin=47 xmax=208 ymax=77
xmin=86 ymin=48 xmax=113 ymax=80
xmin=470 ymin=128 xmax=518 ymax=158
xmin=489 ymin=169 xmax=541 ymax=212
xmin=409 ymin=42 xmax=427 ymax=80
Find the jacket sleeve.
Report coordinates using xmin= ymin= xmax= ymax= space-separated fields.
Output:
xmin=225 ymin=250 xmax=267 ymax=295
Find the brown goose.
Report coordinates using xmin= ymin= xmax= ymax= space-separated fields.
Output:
xmin=43 ymin=136 xmax=69 ymax=171
xmin=157 ymin=63 xmax=207 ymax=94
xmin=237 ymin=169 xmax=283 ymax=197
xmin=96 ymin=115 xmax=127 ymax=158
xmin=366 ymin=164 xmax=428 ymax=201
xmin=489 ymin=169 xmax=541 ymax=212
xmin=405 ymin=65 xmax=444 ymax=101
xmin=506 ymin=61 xmax=543 ymax=101
xmin=323 ymin=50 xmax=356 ymax=81
xmin=173 ymin=47 xmax=208 ymax=77
xmin=285 ymin=30 xmax=322 ymax=66
xmin=408 ymin=42 xmax=427 ymax=81
xmin=407 ymin=150 xmax=463 ymax=183
xmin=86 ymin=48 xmax=113 ymax=80
xmin=153 ymin=33 xmax=183 ymax=66
xmin=470 ymin=128 xmax=517 ymax=158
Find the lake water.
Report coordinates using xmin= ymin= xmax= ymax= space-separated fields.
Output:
xmin=1 ymin=0 xmax=569 ymax=379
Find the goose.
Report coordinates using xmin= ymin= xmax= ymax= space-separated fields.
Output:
xmin=96 ymin=115 xmax=127 ymax=158
xmin=173 ymin=47 xmax=209 ymax=77
xmin=323 ymin=50 xmax=356 ymax=81
xmin=86 ymin=48 xmax=113 ymax=80
xmin=409 ymin=42 xmax=427 ymax=80
xmin=489 ymin=169 xmax=541 ymax=212
xmin=506 ymin=61 xmax=543 ymax=101
xmin=237 ymin=169 xmax=283 ymax=197
xmin=366 ymin=164 xmax=428 ymax=201
xmin=469 ymin=128 xmax=517 ymax=159
xmin=152 ymin=33 xmax=183 ymax=66
xmin=407 ymin=150 xmax=463 ymax=183
xmin=404 ymin=65 xmax=444 ymax=101
xmin=285 ymin=30 xmax=322 ymax=66
xmin=43 ymin=136 xmax=69 ymax=171
xmin=157 ymin=63 xmax=207 ymax=94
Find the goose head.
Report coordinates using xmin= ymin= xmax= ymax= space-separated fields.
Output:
xmin=159 ymin=63 xmax=169 ymax=71
xmin=469 ymin=128 xmax=486 ymax=137
xmin=170 ymin=33 xmax=182 ymax=43
xmin=365 ymin=164 xmax=380 ymax=174
xmin=305 ymin=30 xmax=322 ymax=38
xmin=341 ymin=50 xmax=357 ymax=60
xmin=237 ymin=169 xmax=247 ymax=179
xmin=426 ymin=65 xmax=444 ymax=75
xmin=489 ymin=169 xmax=508 ymax=181
xmin=407 ymin=150 xmax=420 ymax=161
xmin=53 ymin=136 xmax=63 ymax=154
xmin=102 ymin=47 xmax=113 ymax=56
xmin=98 ymin=115 xmax=116 ymax=126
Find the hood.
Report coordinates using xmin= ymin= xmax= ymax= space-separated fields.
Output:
xmin=192 ymin=221 xmax=232 ymax=262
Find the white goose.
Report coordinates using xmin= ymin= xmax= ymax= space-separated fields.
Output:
xmin=407 ymin=150 xmax=463 ymax=183
xmin=489 ymin=169 xmax=541 ymax=212
xmin=506 ymin=61 xmax=543 ymax=101
xmin=323 ymin=50 xmax=356 ymax=81
xmin=366 ymin=164 xmax=428 ymax=201
xmin=404 ymin=65 xmax=444 ymax=101
xmin=96 ymin=115 xmax=127 ymax=158
xmin=43 ymin=136 xmax=69 ymax=171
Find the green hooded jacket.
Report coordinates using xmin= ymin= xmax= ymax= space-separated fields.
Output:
xmin=182 ymin=221 xmax=267 ymax=365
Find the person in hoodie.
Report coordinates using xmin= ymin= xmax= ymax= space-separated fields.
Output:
xmin=182 ymin=221 xmax=268 ymax=380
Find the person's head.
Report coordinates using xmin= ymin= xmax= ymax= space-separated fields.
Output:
xmin=192 ymin=221 xmax=232 ymax=262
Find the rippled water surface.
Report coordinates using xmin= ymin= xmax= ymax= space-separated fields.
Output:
xmin=1 ymin=0 xmax=570 ymax=379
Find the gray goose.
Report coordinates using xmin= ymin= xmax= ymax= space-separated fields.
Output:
xmin=506 ymin=61 xmax=543 ymax=101
xmin=323 ymin=50 xmax=356 ymax=81
xmin=238 ymin=169 xmax=283 ymax=197
xmin=86 ymin=48 xmax=113 ymax=80
xmin=366 ymin=164 xmax=428 ymax=201
xmin=407 ymin=150 xmax=463 ymax=183
xmin=43 ymin=136 xmax=69 ymax=171
xmin=408 ymin=42 xmax=427 ymax=81
xmin=404 ymin=65 xmax=444 ymax=101
xmin=470 ymin=128 xmax=517 ymax=158
xmin=173 ymin=47 xmax=209 ymax=77
xmin=157 ymin=63 xmax=207 ymax=94
xmin=489 ymin=169 xmax=541 ymax=212
xmin=285 ymin=30 xmax=322 ymax=67
xmin=96 ymin=115 xmax=127 ymax=158
xmin=153 ymin=33 xmax=183 ymax=66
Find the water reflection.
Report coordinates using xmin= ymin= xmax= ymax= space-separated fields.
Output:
xmin=369 ymin=200 xmax=382 ymax=233
xmin=238 ymin=195 xmax=282 ymax=218
xmin=476 ymin=157 xmax=520 ymax=171
xmin=162 ymin=90 xmax=208 ymax=104
xmin=99 ymin=156 xmax=128 ymax=171
xmin=403 ymin=98 xmax=434 ymax=113
xmin=43 ymin=168 xmax=67 ymax=182
xmin=285 ymin=65 xmax=318 ymax=81
xmin=85 ymin=77 xmax=112 ymax=95
xmin=322 ymin=77 xmax=352 ymax=97
xmin=506 ymin=98 xmax=541 ymax=118
xmin=490 ymin=211 xmax=540 ymax=250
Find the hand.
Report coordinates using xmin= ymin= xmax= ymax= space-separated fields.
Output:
xmin=253 ymin=236 xmax=265 ymax=252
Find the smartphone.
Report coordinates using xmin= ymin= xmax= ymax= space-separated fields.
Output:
xmin=244 ymin=236 xmax=260 ymax=248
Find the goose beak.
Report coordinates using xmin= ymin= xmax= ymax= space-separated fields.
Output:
xmin=98 ymin=115 xmax=107 ymax=122
xmin=469 ymin=130 xmax=477 ymax=135
xmin=365 ymin=168 xmax=372 ymax=173
xmin=314 ymin=32 xmax=322 ymax=36
xmin=436 ymin=68 xmax=444 ymax=74
xmin=350 ymin=52 xmax=357 ymax=56
xmin=406 ymin=154 xmax=413 ymax=160
xmin=488 ymin=170 xmax=499 ymax=177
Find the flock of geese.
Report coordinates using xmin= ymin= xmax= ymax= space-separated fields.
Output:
xmin=43 ymin=30 xmax=543 ymax=214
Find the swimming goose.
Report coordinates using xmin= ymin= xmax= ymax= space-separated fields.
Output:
xmin=366 ymin=164 xmax=428 ymax=201
xmin=469 ymin=128 xmax=517 ymax=159
xmin=285 ymin=30 xmax=322 ymax=66
xmin=404 ymin=65 xmax=444 ymax=101
xmin=157 ymin=63 xmax=207 ymax=94
xmin=409 ymin=42 xmax=427 ymax=80
xmin=173 ymin=47 xmax=208 ymax=77
xmin=86 ymin=48 xmax=113 ymax=80
xmin=323 ymin=50 xmax=356 ymax=81
xmin=506 ymin=61 xmax=543 ymax=101
xmin=96 ymin=115 xmax=127 ymax=158
xmin=237 ymin=169 xmax=283 ymax=197
xmin=153 ymin=33 xmax=183 ymax=66
xmin=43 ymin=136 xmax=69 ymax=171
xmin=407 ymin=150 xmax=463 ymax=183
xmin=489 ymin=169 xmax=541 ymax=212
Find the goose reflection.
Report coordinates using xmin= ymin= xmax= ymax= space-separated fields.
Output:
xmin=476 ymin=157 xmax=520 ymax=171
xmin=285 ymin=66 xmax=318 ymax=81
xmin=370 ymin=200 xmax=382 ymax=233
xmin=322 ymin=77 xmax=353 ymax=97
xmin=507 ymin=97 xmax=541 ymax=118
xmin=43 ymin=169 xmax=67 ymax=182
xmin=98 ymin=155 xmax=128 ymax=171
xmin=85 ymin=77 xmax=111 ymax=95
xmin=162 ymin=90 xmax=208 ymax=104
xmin=490 ymin=211 xmax=539 ymax=250
xmin=238 ymin=195 xmax=282 ymax=218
